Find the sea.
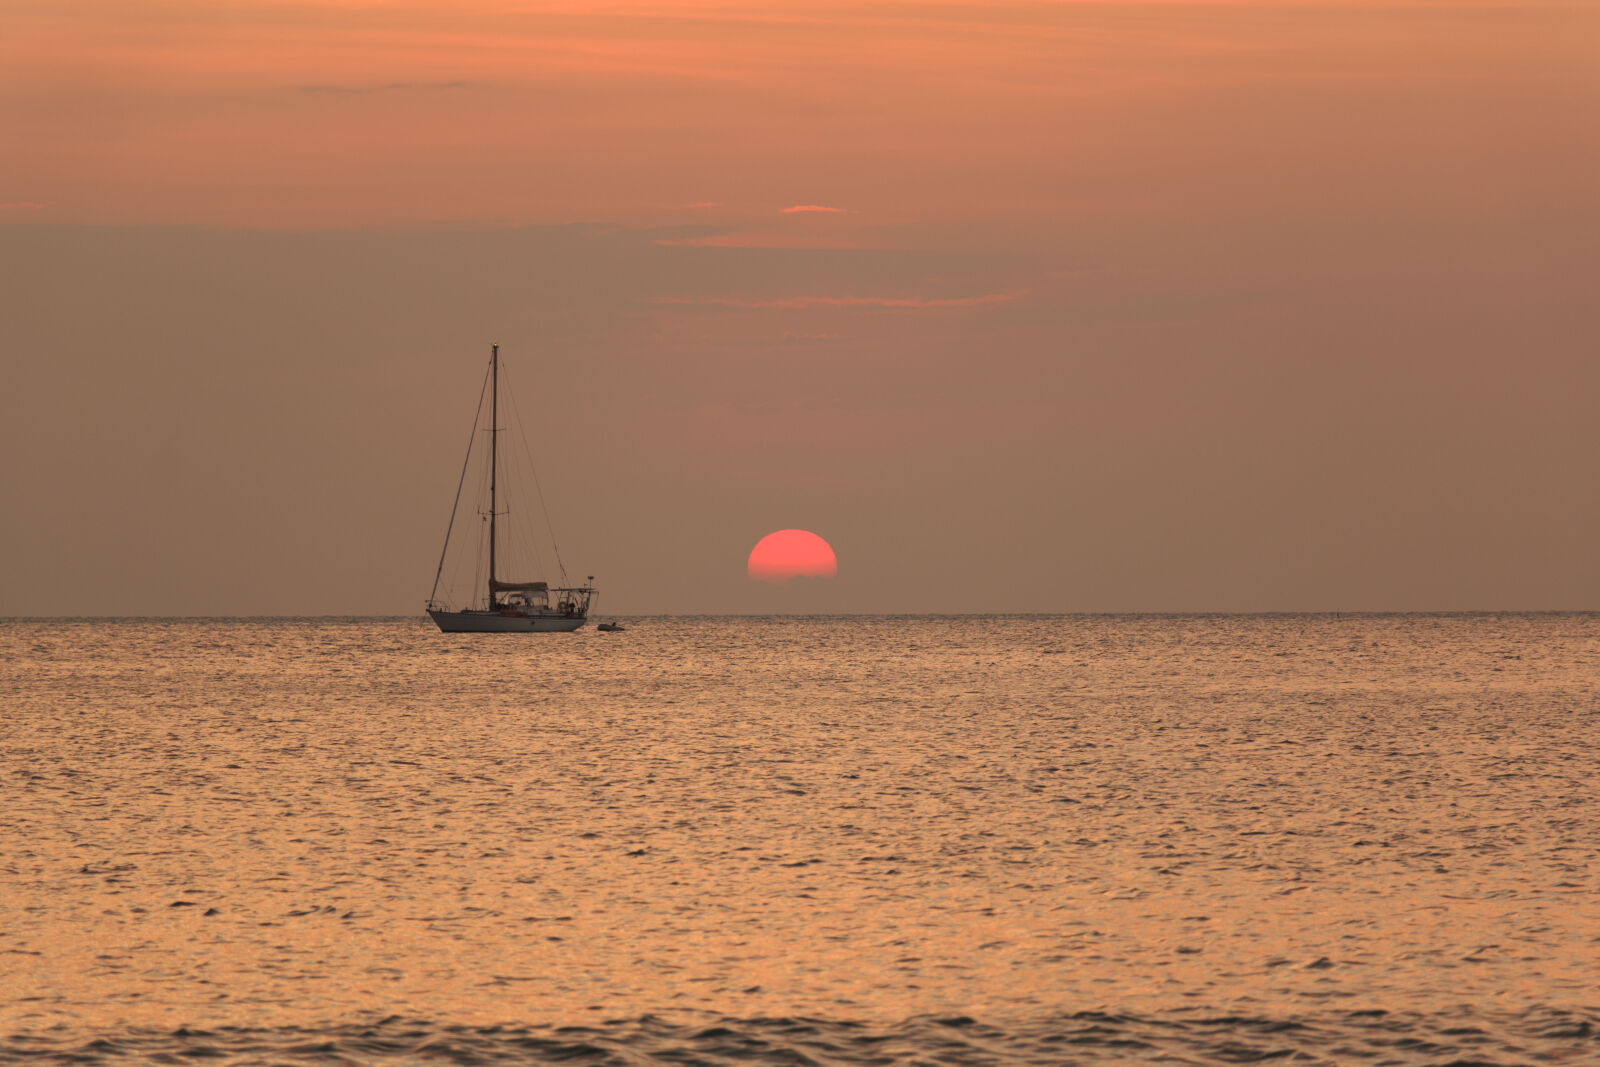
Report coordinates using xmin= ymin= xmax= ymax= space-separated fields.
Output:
xmin=2 ymin=614 xmax=1596 ymax=1065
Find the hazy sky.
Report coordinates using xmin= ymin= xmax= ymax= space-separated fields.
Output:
xmin=3 ymin=0 xmax=1597 ymax=614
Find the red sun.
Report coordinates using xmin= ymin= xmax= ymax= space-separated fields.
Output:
xmin=747 ymin=529 xmax=838 ymax=584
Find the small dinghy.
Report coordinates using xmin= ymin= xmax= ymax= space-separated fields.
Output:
xmin=597 ymin=622 xmax=624 ymax=632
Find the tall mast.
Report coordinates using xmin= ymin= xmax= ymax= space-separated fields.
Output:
xmin=488 ymin=343 xmax=498 ymax=604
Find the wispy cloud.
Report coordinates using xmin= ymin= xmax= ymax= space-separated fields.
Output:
xmin=780 ymin=204 xmax=849 ymax=214
xmin=654 ymin=291 xmax=1026 ymax=310
xmin=782 ymin=332 xmax=846 ymax=345
xmin=0 ymin=201 xmax=46 ymax=213
xmin=653 ymin=231 xmax=861 ymax=249
xmin=299 ymin=81 xmax=472 ymax=95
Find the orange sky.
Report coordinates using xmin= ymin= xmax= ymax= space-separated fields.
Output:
xmin=2 ymin=1 xmax=1597 ymax=613
xmin=7 ymin=0 xmax=1595 ymax=229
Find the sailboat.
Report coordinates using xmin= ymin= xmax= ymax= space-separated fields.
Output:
xmin=426 ymin=344 xmax=596 ymax=633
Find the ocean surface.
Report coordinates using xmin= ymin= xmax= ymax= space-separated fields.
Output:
xmin=2 ymin=614 xmax=1597 ymax=1065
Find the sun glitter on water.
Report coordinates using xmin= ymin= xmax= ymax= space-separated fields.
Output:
xmin=747 ymin=529 xmax=837 ymax=584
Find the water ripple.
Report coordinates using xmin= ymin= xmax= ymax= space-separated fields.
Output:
xmin=4 ymin=1009 xmax=1598 ymax=1065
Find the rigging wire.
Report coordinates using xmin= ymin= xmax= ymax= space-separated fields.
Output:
xmin=472 ymin=511 xmax=486 ymax=609
xmin=508 ymin=440 xmax=549 ymax=583
xmin=492 ymin=396 xmax=547 ymax=582
xmin=458 ymin=436 xmax=490 ymax=609
xmin=501 ymin=363 xmax=569 ymax=583
xmin=429 ymin=358 xmax=492 ymax=607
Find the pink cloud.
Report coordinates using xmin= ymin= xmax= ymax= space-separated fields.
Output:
xmin=780 ymin=204 xmax=849 ymax=214
xmin=654 ymin=291 xmax=1026 ymax=310
xmin=0 ymin=202 xmax=46 ymax=213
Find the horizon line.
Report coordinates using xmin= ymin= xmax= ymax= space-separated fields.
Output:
xmin=4 ymin=610 xmax=1596 ymax=622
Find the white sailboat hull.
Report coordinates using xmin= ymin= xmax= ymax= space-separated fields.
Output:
xmin=428 ymin=609 xmax=587 ymax=633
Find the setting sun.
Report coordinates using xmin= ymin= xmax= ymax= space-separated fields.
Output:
xmin=747 ymin=529 xmax=837 ymax=584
